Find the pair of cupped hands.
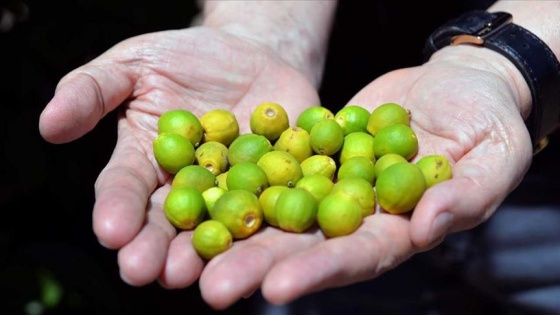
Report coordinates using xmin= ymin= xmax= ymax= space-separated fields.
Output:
xmin=38 ymin=26 xmax=533 ymax=309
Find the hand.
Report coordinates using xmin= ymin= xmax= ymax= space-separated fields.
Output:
xmin=38 ymin=26 xmax=321 ymax=307
xmin=253 ymin=46 xmax=534 ymax=305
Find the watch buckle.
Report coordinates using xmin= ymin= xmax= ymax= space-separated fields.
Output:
xmin=451 ymin=12 xmax=513 ymax=46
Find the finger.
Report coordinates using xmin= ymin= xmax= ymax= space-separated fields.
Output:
xmin=260 ymin=214 xmax=412 ymax=305
xmin=158 ymin=230 xmax=205 ymax=289
xmin=199 ymin=228 xmax=323 ymax=310
xmin=39 ymin=62 xmax=134 ymax=144
xmin=118 ymin=189 xmax=176 ymax=286
xmin=93 ymin=133 xmax=159 ymax=249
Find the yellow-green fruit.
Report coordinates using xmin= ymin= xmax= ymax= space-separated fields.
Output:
xmin=216 ymin=172 xmax=228 ymax=190
xmin=310 ymin=119 xmax=344 ymax=156
xmin=257 ymin=151 xmax=303 ymax=187
xmin=192 ymin=220 xmax=233 ymax=260
xmin=376 ymin=162 xmax=426 ymax=214
xmin=334 ymin=105 xmax=371 ymax=135
xmin=212 ymin=189 xmax=263 ymax=239
xmin=415 ymin=154 xmax=453 ymax=188
xmin=295 ymin=174 xmax=334 ymax=203
xmin=275 ymin=188 xmax=318 ymax=233
xmin=164 ymin=187 xmax=207 ymax=230
xmin=317 ymin=192 xmax=363 ymax=238
xmin=172 ymin=165 xmax=216 ymax=193
xmin=366 ymin=102 xmax=410 ymax=136
xmin=195 ymin=141 xmax=229 ymax=176
xmin=338 ymin=131 xmax=376 ymax=165
xmin=373 ymin=123 xmax=418 ymax=160
xmin=273 ymin=126 xmax=313 ymax=163
xmin=296 ymin=106 xmax=334 ymax=134
xmin=374 ymin=153 xmax=408 ymax=179
xmin=250 ymin=101 xmax=290 ymax=142
xmin=300 ymin=155 xmax=337 ymax=180
xmin=226 ymin=162 xmax=269 ymax=196
xmin=337 ymin=156 xmax=376 ymax=185
xmin=258 ymin=185 xmax=290 ymax=227
xmin=200 ymin=109 xmax=240 ymax=146
xmin=228 ymin=133 xmax=273 ymax=166
xmin=157 ymin=109 xmax=203 ymax=147
xmin=332 ymin=178 xmax=376 ymax=217
xmin=153 ymin=132 xmax=195 ymax=174
xmin=203 ymin=186 xmax=227 ymax=219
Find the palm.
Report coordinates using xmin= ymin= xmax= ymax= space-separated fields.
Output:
xmin=39 ymin=27 xmax=321 ymax=307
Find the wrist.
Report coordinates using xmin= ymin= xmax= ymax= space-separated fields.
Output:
xmin=201 ymin=1 xmax=337 ymax=87
xmin=428 ymin=45 xmax=532 ymax=119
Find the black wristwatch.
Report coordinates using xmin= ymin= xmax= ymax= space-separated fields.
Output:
xmin=424 ymin=10 xmax=560 ymax=153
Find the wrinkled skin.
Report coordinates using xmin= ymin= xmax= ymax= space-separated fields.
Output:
xmin=39 ymin=28 xmax=533 ymax=310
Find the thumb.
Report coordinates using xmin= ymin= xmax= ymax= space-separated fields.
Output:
xmin=39 ymin=63 xmax=134 ymax=144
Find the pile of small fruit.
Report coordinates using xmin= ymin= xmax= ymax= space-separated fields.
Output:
xmin=152 ymin=101 xmax=452 ymax=260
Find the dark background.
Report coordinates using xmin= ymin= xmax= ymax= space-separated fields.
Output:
xmin=2 ymin=1 xmax=558 ymax=314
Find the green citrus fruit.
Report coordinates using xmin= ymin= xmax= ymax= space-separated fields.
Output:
xmin=212 ymin=189 xmax=263 ymax=239
xmin=317 ymin=192 xmax=363 ymax=238
xmin=192 ymin=220 xmax=233 ymax=260
xmin=171 ymin=164 xmax=216 ymax=193
xmin=376 ymin=162 xmax=426 ymax=214
xmin=374 ymin=153 xmax=408 ymax=179
xmin=337 ymin=156 xmax=376 ymax=185
xmin=273 ymin=126 xmax=313 ymax=163
xmin=227 ymin=133 xmax=273 ymax=166
xmin=153 ymin=132 xmax=195 ymax=174
xmin=202 ymin=186 xmax=227 ymax=219
xmin=295 ymin=174 xmax=334 ymax=203
xmin=300 ymin=155 xmax=337 ymax=180
xmin=195 ymin=141 xmax=229 ymax=176
xmin=257 ymin=151 xmax=303 ymax=187
xmin=250 ymin=101 xmax=290 ymax=142
xmin=309 ymin=119 xmax=344 ymax=156
xmin=296 ymin=106 xmax=334 ymax=134
xmin=275 ymin=188 xmax=318 ymax=233
xmin=338 ymin=131 xmax=376 ymax=165
xmin=216 ymin=172 xmax=228 ymax=190
xmin=226 ymin=162 xmax=269 ymax=196
xmin=366 ymin=102 xmax=410 ymax=136
xmin=334 ymin=105 xmax=371 ymax=135
xmin=415 ymin=154 xmax=453 ymax=188
xmin=200 ymin=109 xmax=240 ymax=146
xmin=373 ymin=123 xmax=418 ymax=160
xmin=258 ymin=185 xmax=290 ymax=227
xmin=331 ymin=177 xmax=376 ymax=217
xmin=164 ymin=187 xmax=207 ymax=230
xmin=158 ymin=109 xmax=203 ymax=147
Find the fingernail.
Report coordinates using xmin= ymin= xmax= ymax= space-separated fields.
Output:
xmin=429 ymin=212 xmax=453 ymax=244
xmin=242 ymin=290 xmax=256 ymax=299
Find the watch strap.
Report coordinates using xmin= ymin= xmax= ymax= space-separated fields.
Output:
xmin=424 ymin=10 xmax=560 ymax=151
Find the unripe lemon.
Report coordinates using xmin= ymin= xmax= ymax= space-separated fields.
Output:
xmin=226 ymin=162 xmax=269 ymax=196
xmin=373 ymin=123 xmax=418 ymax=161
xmin=376 ymin=162 xmax=426 ymax=214
xmin=257 ymin=151 xmax=303 ymax=187
xmin=310 ymin=119 xmax=344 ymax=156
xmin=334 ymin=105 xmax=371 ymax=135
xmin=153 ymin=132 xmax=195 ymax=175
xmin=317 ymin=192 xmax=363 ymax=238
xmin=273 ymin=126 xmax=313 ymax=163
xmin=172 ymin=165 xmax=216 ymax=193
xmin=300 ymin=155 xmax=337 ymax=180
xmin=275 ymin=188 xmax=318 ymax=233
xmin=366 ymin=102 xmax=410 ymax=136
xmin=192 ymin=220 xmax=233 ymax=260
xmin=158 ymin=109 xmax=203 ymax=147
xmin=250 ymin=101 xmax=290 ymax=142
xmin=164 ymin=187 xmax=207 ymax=230
xmin=228 ymin=133 xmax=273 ymax=166
xmin=200 ymin=109 xmax=239 ymax=146
xmin=212 ymin=189 xmax=263 ymax=239
xmin=415 ymin=154 xmax=453 ymax=188
xmin=258 ymin=185 xmax=290 ymax=227
xmin=296 ymin=106 xmax=334 ymax=134
xmin=195 ymin=141 xmax=229 ymax=176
